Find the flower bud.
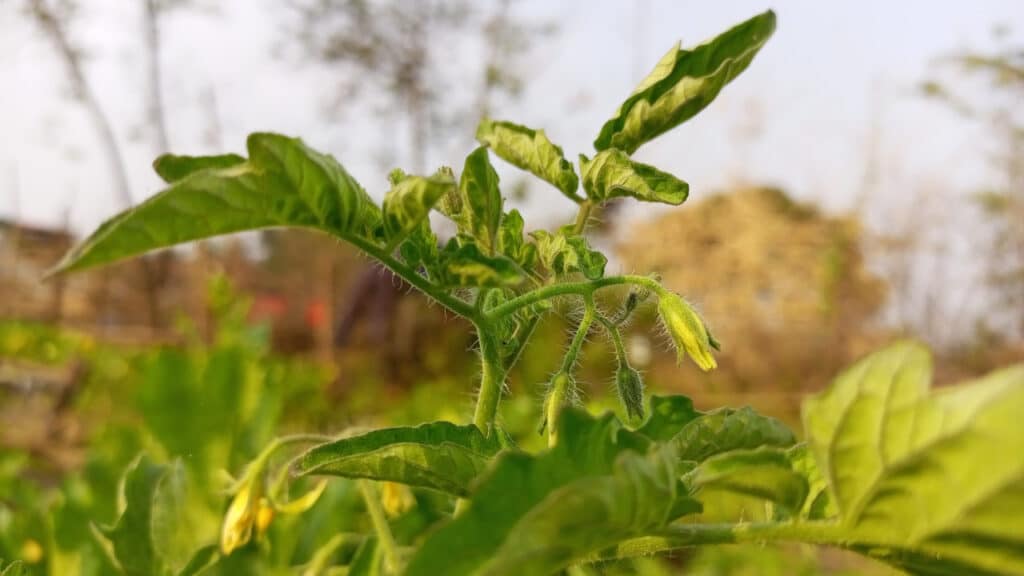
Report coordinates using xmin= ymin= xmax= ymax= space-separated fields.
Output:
xmin=615 ymin=365 xmax=645 ymax=421
xmin=221 ymin=476 xmax=263 ymax=555
xmin=657 ymin=293 xmax=717 ymax=371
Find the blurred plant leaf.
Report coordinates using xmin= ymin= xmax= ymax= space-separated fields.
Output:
xmin=52 ymin=133 xmax=382 ymax=274
xmin=406 ymin=409 xmax=700 ymax=576
xmin=687 ymin=447 xmax=809 ymax=513
xmin=296 ymin=422 xmax=504 ymax=497
xmin=801 ymin=341 xmax=1024 ymax=575
xmin=580 ymin=149 xmax=689 ymax=205
xmin=476 ymin=119 xmax=580 ymax=202
xmin=446 ymin=147 xmax=504 ymax=254
xmin=346 ymin=537 xmax=382 ymax=576
xmin=633 ymin=395 xmax=702 ymax=443
xmin=594 ymin=10 xmax=776 ymax=154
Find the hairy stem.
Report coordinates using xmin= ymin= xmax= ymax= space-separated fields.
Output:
xmin=485 ymin=275 xmax=664 ymax=321
xmin=358 ymin=480 xmax=399 ymax=573
xmin=596 ymin=315 xmax=627 ymax=361
xmin=573 ymin=200 xmax=594 ymax=235
xmin=472 ymin=329 xmax=506 ymax=435
xmin=547 ymin=294 xmax=595 ymax=446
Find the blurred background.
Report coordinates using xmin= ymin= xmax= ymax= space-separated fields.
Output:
xmin=1 ymin=1 xmax=1022 ymax=574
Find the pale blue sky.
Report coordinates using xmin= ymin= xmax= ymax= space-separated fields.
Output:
xmin=2 ymin=0 xmax=1021 ymax=235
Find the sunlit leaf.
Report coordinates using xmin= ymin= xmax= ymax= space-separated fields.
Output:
xmin=580 ymin=149 xmax=689 ymax=205
xmin=296 ymin=421 xmax=504 ymax=497
xmin=476 ymin=119 xmax=581 ymax=202
xmin=670 ymin=406 xmax=796 ymax=464
xmin=382 ymin=172 xmax=455 ymax=246
xmin=53 ymin=133 xmax=382 ymax=274
xmin=594 ymin=11 xmax=776 ymax=154
xmin=688 ymin=447 xmax=809 ymax=513
xmin=406 ymin=409 xmax=700 ymax=576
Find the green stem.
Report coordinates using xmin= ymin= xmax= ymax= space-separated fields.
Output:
xmin=596 ymin=314 xmax=627 ymax=362
xmin=547 ymin=294 xmax=595 ymax=446
xmin=472 ymin=329 xmax=506 ymax=435
xmin=485 ymin=275 xmax=664 ymax=322
xmin=358 ymin=480 xmax=399 ymax=573
xmin=573 ymin=200 xmax=594 ymax=235
xmin=347 ymin=235 xmax=478 ymax=320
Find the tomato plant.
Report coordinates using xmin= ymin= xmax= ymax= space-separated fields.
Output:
xmin=29 ymin=10 xmax=1024 ymax=576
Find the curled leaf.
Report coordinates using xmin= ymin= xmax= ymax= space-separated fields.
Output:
xmin=476 ymin=119 xmax=580 ymax=201
xmin=580 ymin=149 xmax=689 ymax=205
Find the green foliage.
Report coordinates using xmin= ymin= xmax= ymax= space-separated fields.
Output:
xmin=594 ymin=11 xmax=776 ymax=154
xmin=36 ymin=9 xmax=1024 ymax=576
xmin=296 ymin=422 xmax=504 ymax=496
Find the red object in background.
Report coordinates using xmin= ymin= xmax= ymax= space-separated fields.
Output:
xmin=250 ymin=295 xmax=287 ymax=321
xmin=305 ymin=301 xmax=327 ymax=328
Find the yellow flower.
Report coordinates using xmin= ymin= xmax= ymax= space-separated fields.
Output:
xmin=657 ymin=293 xmax=717 ymax=371
xmin=381 ymin=481 xmax=415 ymax=517
xmin=220 ymin=476 xmax=263 ymax=555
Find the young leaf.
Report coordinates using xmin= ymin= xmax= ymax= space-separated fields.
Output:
xmin=296 ymin=421 xmax=504 ymax=497
xmin=580 ymin=149 xmax=689 ymax=205
xmin=687 ymin=447 xmax=809 ymax=513
xmin=496 ymin=209 xmax=537 ymax=270
xmin=531 ymin=228 xmax=607 ymax=280
xmin=406 ymin=409 xmax=698 ymax=576
xmin=152 ymin=153 xmax=246 ymax=183
xmin=52 ymin=133 xmax=382 ymax=275
xmin=802 ymin=342 xmax=1024 ymax=575
xmin=476 ymin=119 xmax=581 ymax=202
xmin=457 ymin=147 xmax=504 ymax=253
xmin=594 ymin=11 xmax=776 ymax=154
xmin=438 ymin=242 xmax=525 ymax=288
xmin=382 ymin=172 xmax=455 ymax=246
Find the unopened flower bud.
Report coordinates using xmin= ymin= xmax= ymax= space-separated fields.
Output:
xmin=615 ymin=365 xmax=645 ymax=421
xmin=657 ymin=293 xmax=717 ymax=371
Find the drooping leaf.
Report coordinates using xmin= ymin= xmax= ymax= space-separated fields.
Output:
xmin=153 ymin=153 xmax=246 ymax=183
xmin=594 ymin=11 xmax=776 ymax=154
xmin=531 ymin=228 xmax=606 ymax=280
xmin=456 ymin=147 xmax=504 ymax=253
xmin=476 ymin=119 xmax=581 ymax=202
xmin=802 ymin=342 xmax=1024 ymax=575
xmin=438 ymin=241 xmax=525 ymax=288
xmin=687 ymin=447 xmax=809 ymax=513
xmin=406 ymin=409 xmax=699 ymax=576
xmin=296 ymin=421 xmax=504 ymax=497
xmin=580 ymin=149 xmax=689 ymax=205
xmin=53 ymin=133 xmax=382 ymax=274
xmin=382 ymin=172 xmax=455 ymax=246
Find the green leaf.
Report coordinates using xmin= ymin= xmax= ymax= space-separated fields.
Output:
xmin=152 ymin=153 xmax=246 ymax=183
xmin=670 ymin=406 xmax=796 ymax=464
xmin=580 ymin=149 xmax=689 ymax=205
xmin=94 ymin=455 xmax=172 ymax=576
xmin=456 ymin=147 xmax=504 ymax=253
xmin=687 ymin=447 xmax=809 ymax=513
xmin=53 ymin=133 xmax=382 ymax=274
xmin=176 ymin=545 xmax=218 ymax=576
xmin=476 ymin=119 xmax=581 ymax=202
xmin=802 ymin=342 xmax=1024 ymax=575
xmin=296 ymin=421 xmax=504 ymax=497
xmin=407 ymin=409 xmax=699 ymax=576
xmin=496 ymin=209 xmax=537 ymax=271
xmin=785 ymin=444 xmax=836 ymax=520
xmin=531 ymin=228 xmax=607 ymax=280
xmin=594 ymin=11 xmax=776 ymax=154
xmin=0 ymin=561 xmax=26 ymax=576
xmin=382 ymin=172 xmax=455 ymax=246
xmin=634 ymin=395 xmax=702 ymax=443
xmin=438 ymin=241 xmax=525 ymax=288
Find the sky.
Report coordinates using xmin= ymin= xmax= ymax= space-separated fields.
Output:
xmin=1 ymin=0 xmax=1021 ymax=237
